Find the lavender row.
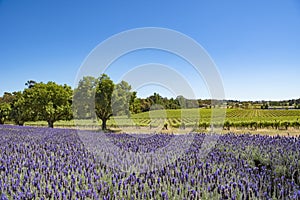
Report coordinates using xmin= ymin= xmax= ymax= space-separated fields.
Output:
xmin=0 ymin=125 xmax=299 ymax=199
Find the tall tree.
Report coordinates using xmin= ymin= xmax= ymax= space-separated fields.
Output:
xmin=167 ymin=97 xmax=180 ymax=109
xmin=129 ymin=92 xmax=141 ymax=114
xmin=148 ymin=92 xmax=163 ymax=106
xmin=112 ymin=80 xmax=132 ymax=117
xmin=95 ymin=74 xmax=114 ymax=130
xmin=73 ymin=76 xmax=97 ymax=119
xmin=176 ymin=95 xmax=186 ymax=108
xmin=140 ymin=98 xmax=151 ymax=112
xmin=25 ymin=82 xmax=73 ymax=128
xmin=10 ymin=91 xmax=34 ymax=126
xmin=0 ymin=102 xmax=11 ymax=124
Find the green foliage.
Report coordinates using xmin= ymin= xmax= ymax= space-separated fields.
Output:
xmin=95 ymin=74 xmax=114 ymax=130
xmin=252 ymin=149 xmax=271 ymax=169
xmin=112 ymin=80 xmax=132 ymax=117
xmin=0 ymin=92 xmax=15 ymax=104
xmin=176 ymin=95 xmax=186 ymax=108
xmin=23 ymin=107 xmax=300 ymax=130
xmin=73 ymin=76 xmax=97 ymax=119
xmin=223 ymin=121 xmax=232 ymax=130
xmin=3 ymin=74 xmax=300 ymax=131
xmin=139 ymin=98 xmax=151 ymax=112
xmin=242 ymin=146 xmax=271 ymax=171
xmin=199 ymin=122 xmax=209 ymax=130
xmin=280 ymin=121 xmax=290 ymax=130
xmin=129 ymin=92 xmax=141 ymax=114
xmin=0 ymin=102 xmax=11 ymax=124
xmin=10 ymin=91 xmax=34 ymax=126
xmin=261 ymin=104 xmax=269 ymax=109
xmin=274 ymin=165 xmax=288 ymax=177
xmin=24 ymin=82 xmax=73 ymax=128
xmin=74 ymin=75 xmax=135 ymax=130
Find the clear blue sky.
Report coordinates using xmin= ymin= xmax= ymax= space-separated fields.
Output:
xmin=0 ymin=0 xmax=300 ymax=101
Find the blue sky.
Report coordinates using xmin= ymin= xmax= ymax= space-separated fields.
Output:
xmin=0 ymin=0 xmax=300 ymax=100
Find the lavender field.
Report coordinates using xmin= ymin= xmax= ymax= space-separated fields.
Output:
xmin=0 ymin=125 xmax=300 ymax=199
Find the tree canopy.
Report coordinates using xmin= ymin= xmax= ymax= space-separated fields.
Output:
xmin=0 ymin=102 xmax=11 ymax=124
xmin=95 ymin=74 xmax=114 ymax=130
xmin=73 ymin=76 xmax=97 ymax=119
xmin=24 ymin=82 xmax=73 ymax=128
xmin=112 ymin=80 xmax=132 ymax=117
xmin=10 ymin=91 xmax=34 ymax=126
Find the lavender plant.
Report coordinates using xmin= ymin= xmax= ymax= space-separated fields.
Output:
xmin=0 ymin=125 xmax=299 ymax=199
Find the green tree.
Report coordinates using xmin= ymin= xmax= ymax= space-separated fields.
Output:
xmin=0 ymin=102 xmax=11 ymax=124
xmin=0 ymin=92 xmax=15 ymax=104
xmin=148 ymin=92 xmax=163 ymax=107
xmin=129 ymin=92 xmax=141 ymax=114
xmin=140 ymin=98 xmax=151 ymax=112
xmin=112 ymin=80 xmax=132 ymax=117
xmin=176 ymin=95 xmax=186 ymax=108
xmin=10 ymin=91 xmax=34 ymax=126
xmin=25 ymin=82 xmax=73 ymax=128
xmin=73 ymin=76 xmax=97 ymax=119
xmin=166 ymin=97 xmax=180 ymax=109
xmin=95 ymin=74 xmax=114 ymax=130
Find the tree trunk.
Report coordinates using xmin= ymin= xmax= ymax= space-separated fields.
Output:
xmin=101 ymin=118 xmax=107 ymax=130
xmin=48 ymin=120 xmax=54 ymax=128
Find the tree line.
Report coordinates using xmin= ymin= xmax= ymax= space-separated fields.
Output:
xmin=1 ymin=73 xmax=299 ymax=129
xmin=0 ymin=81 xmax=73 ymax=128
xmin=0 ymin=74 xmax=199 ymax=129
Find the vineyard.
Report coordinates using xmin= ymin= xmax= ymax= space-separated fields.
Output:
xmin=25 ymin=109 xmax=300 ymax=131
xmin=110 ymin=109 xmax=300 ymax=131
